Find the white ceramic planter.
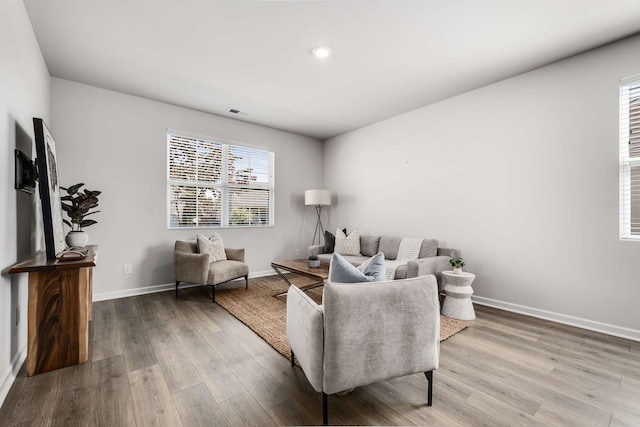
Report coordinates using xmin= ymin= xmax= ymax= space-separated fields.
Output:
xmin=308 ymin=259 xmax=321 ymax=268
xmin=452 ymin=267 xmax=463 ymax=275
xmin=66 ymin=231 xmax=89 ymax=248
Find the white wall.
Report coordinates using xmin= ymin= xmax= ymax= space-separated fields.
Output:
xmin=0 ymin=0 xmax=50 ymax=406
xmin=324 ymin=34 xmax=640 ymax=339
xmin=51 ymin=78 xmax=323 ymax=299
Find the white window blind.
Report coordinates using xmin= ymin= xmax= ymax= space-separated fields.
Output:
xmin=167 ymin=132 xmax=274 ymax=228
xmin=620 ymin=76 xmax=640 ymax=239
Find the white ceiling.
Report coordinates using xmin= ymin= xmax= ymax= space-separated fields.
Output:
xmin=24 ymin=0 xmax=640 ymax=140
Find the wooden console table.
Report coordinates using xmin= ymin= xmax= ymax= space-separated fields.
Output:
xmin=9 ymin=245 xmax=98 ymax=376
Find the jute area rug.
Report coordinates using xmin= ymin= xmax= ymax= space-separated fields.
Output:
xmin=215 ymin=275 xmax=468 ymax=361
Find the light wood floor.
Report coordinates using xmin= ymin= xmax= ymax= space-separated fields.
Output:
xmin=1 ymin=277 xmax=640 ymax=426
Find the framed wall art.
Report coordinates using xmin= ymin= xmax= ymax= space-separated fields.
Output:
xmin=33 ymin=118 xmax=66 ymax=260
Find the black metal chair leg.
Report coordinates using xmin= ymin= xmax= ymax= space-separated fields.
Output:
xmin=322 ymin=392 xmax=328 ymax=425
xmin=425 ymin=370 xmax=433 ymax=406
xmin=211 ymin=285 xmax=216 ymax=303
xmin=175 ymin=281 xmax=179 ymax=298
xmin=290 ymin=350 xmax=295 ymax=367
xmin=245 ymin=275 xmax=249 ymax=290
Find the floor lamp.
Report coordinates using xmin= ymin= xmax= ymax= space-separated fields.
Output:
xmin=305 ymin=189 xmax=331 ymax=246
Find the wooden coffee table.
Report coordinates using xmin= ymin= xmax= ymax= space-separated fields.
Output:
xmin=271 ymin=259 xmax=329 ymax=294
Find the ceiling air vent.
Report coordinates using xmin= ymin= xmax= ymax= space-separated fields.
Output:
xmin=227 ymin=108 xmax=250 ymax=116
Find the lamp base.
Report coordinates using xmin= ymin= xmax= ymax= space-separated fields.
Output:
xmin=312 ymin=205 xmax=325 ymax=246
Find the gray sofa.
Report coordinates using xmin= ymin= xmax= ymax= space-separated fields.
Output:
xmin=309 ymin=235 xmax=459 ymax=289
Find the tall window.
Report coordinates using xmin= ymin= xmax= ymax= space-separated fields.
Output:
xmin=620 ymin=76 xmax=640 ymax=240
xmin=167 ymin=131 xmax=274 ymax=228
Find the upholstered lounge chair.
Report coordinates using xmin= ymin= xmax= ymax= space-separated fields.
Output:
xmin=286 ymin=275 xmax=440 ymax=425
xmin=174 ymin=240 xmax=249 ymax=302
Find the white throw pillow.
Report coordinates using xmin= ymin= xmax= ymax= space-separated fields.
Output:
xmin=197 ymin=233 xmax=227 ymax=262
xmin=334 ymin=228 xmax=361 ymax=256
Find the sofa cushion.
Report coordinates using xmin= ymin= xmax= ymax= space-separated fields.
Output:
xmin=395 ymin=265 xmax=408 ymax=279
xmin=378 ymin=236 xmax=402 ymax=260
xmin=197 ymin=233 xmax=227 ymax=262
xmin=207 ymin=260 xmax=248 ymax=285
xmin=335 ymin=229 xmax=361 ymax=256
xmin=329 ymin=253 xmax=385 ymax=283
xmin=317 ymin=253 xmax=333 ymax=264
xmin=359 ymin=235 xmax=381 ymax=257
xmin=419 ymin=239 xmax=439 ymax=258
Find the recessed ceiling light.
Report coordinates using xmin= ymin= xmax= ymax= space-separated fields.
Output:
xmin=312 ymin=45 xmax=332 ymax=59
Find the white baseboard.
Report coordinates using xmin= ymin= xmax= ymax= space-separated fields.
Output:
xmin=93 ymin=270 xmax=275 ymax=302
xmin=472 ymin=295 xmax=640 ymax=342
xmin=0 ymin=345 xmax=26 ymax=408
xmin=93 ymin=275 xmax=640 ymax=342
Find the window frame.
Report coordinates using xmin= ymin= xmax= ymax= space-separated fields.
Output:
xmin=166 ymin=130 xmax=275 ymax=229
xmin=619 ymin=75 xmax=640 ymax=240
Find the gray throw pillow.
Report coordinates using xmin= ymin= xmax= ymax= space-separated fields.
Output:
xmin=418 ymin=239 xmax=439 ymax=258
xmin=329 ymin=252 xmax=386 ymax=283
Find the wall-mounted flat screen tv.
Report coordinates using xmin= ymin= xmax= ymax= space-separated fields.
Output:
xmin=33 ymin=118 xmax=66 ymax=260
xmin=14 ymin=148 xmax=36 ymax=194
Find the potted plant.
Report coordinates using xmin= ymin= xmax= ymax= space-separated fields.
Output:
xmin=60 ymin=183 xmax=101 ymax=248
xmin=450 ymin=257 xmax=465 ymax=274
xmin=308 ymin=254 xmax=320 ymax=268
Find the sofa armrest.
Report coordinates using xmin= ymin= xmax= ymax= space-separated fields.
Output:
xmin=437 ymin=247 xmax=459 ymax=259
xmin=174 ymin=251 xmax=209 ymax=284
xmin=407 ymin=256 xmax=453 ymax=290
xmin=322 ymin=276 xmax=440 ymax=394
xmin=225 ymin=247 xmax=245 ymax=262
xmin=286 ymin=286 xmax=324 ymax=392
xmin=308 ymin=244 xmax=325 ymax=257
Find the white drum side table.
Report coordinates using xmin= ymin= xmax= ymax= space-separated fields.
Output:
xmin=441 ymin=271 xmax=476 ymax=320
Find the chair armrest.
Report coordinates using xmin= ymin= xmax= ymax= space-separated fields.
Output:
xmin=322 ymin=276 xmax=440 ymax=394
xmin=437 ymin=247 xmax=460 ymax=259
xmin=225 ymin=247 xmax=245 ymax=262
xmin=286 ymin=286 xmax=324 ymax=392
xmin=308 ymin=244 xmax=325 ymax=257
xmin=407 ymin=256 xmax=454 ymax=290
xmin=174 ymin=251 xmax=209 ymax=284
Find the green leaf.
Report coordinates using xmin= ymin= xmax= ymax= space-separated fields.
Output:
xmin=79 ymin=197 xmax=98 ymax=210
xmin=80 ymin=219 xmax=97 ymax=228
xmin=67 ymin=183 xmax=84 ymax=195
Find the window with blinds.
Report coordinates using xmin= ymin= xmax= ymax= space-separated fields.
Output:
xmin=620 ymin=76 xmax=640 ymax=240
xmin=167 ymin=132 xmax=274 ymax=228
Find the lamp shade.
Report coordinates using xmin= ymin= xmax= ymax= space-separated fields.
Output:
xmin=305 ymin=189 xmax=331 ymax=206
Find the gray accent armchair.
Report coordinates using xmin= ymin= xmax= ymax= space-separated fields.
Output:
xmin=174 ymin=240 xmax=249 ymax=303
xmin=286 ymin=275 xmax=440 ymax=425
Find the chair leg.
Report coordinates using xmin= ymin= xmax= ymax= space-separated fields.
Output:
xmin=175 ymin=281 xmax=179 ymax=298
xmin=425 ymin=370 xmax=433 ymax=406
xmin=211 ymin=285 xmax=216 ymax=303
xmin=245 ymin=275 xmax=249 ymax=290
xmin=290 ymin=350 xmax=295 ymax=367
xmin=322 ymin=392 xmax=328 ymax=426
